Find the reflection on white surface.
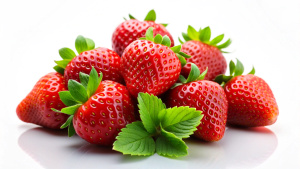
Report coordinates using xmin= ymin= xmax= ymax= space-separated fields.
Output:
xmin=18 ymin=126 xmax=277 ymax=169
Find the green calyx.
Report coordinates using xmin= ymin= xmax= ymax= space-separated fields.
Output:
xmin=179 ymin=25 xmax=231 ymax=53
xmin=53 ymin=35 xmax=95 ymax=75
xmin=172 ymin=63 xmax=208 ymax=89
xmin=51 ymin=67 xmax=103 ymax=137
xmin=141 ymin=27 xmax=191 ymax=67
xmin=124 ymin=9 xmax=168 ymax=27
xmin=214 ymin=59 xmax=255 ymax=85
xmin=113 ymin=93 xmax=203 ymax=157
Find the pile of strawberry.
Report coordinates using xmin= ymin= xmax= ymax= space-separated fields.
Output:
xmin=16 ymin=10 xmax=279 ymax=157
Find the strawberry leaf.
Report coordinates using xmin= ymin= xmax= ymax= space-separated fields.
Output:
xmin=85 ymin=38 xmax=95 ymax=50
xmin=234 ymin=59 xmax=244 ymax=76
xmin=161 ymin=35 xmax=171 ymax=47
xmin=176 ymin=54 xmax=187 ymax=67
xmin=61 ymin=115 xmax=73 ymax=129
xmin=53 ymin=65 xmax=65 ymax=75
xmin=144 ymin=9 xmax=156 ymax=21
xmin=145 ymin=27 xmax=154 ymax=42
xmin=75 ymin=35 xmax=88 ymax=54
xmin=59 ymin=47 xmax=76 ymax=60
xmin=248 ymin=66 xmax=255 ymax=75
xmin=187 ymin=25 xmax=199 ymax=40
xmin=229 ymin=60 xmax=235 ymax=76
xmin=60 ymin=104 xmax=81 ymax=115
xmin=113 ymin=121 xmax=155 ymax=156
xmin=79 ymin=72 xmax=89 ymax=88
xmin=59 ymin=91 xmax=78 ymax=106
xmin=87 ymin=67 xmax=101 ymax=98
xmin=209 ymin=34 xmax=224 ymax=46
xmin=129 ymin=14 xmax=136 ymax=19
xmin=170 ymin=45 xmax=181 ymax=53
xmin=154 ymin=34 xmax=163 ymax=44
xmin=182 ymin=33 xmax=192 ymax=42
xmin=160 ymin=23 xmax=168 ymax=27
xmin=158 ymin=107 xmax=202 ymax=139
xmin=68 ymin=80 xmax=88 ymax=103
xmin=68 ymin=121 xmax=76 ymax=137
xmin=217 ymin=38 xmax=232 ymax=49
xmin=54 ymin=59 xmax=72 ymax=69
xmin=137 ymin=93 xmax=166 ymax=134
xmin=185 ymin=63 xmax=200 ymax=83
xmin=156 ymin=127 xmax=188 ymax=157
xmin=199 ymin=26 xmax=211 ymax=42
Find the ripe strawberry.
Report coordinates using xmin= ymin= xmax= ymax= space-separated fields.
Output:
xmin=121 ymin=27 xmax=191 ymax=97
xmin=16 ymin=72 xmax=69 ymax=129
xmin=164 ymin=64 xmax=228 ymax=141
xmin=54 ymin=35 xmax=123 ymax=85
xmin=54 ymin=67 xmax=135 ymax=145
xmin=215 ymin=59 xmax=279 ymax=127
xmin=179 ymin=26 xmax=231 ymax=81
xmin=112 ymin=9 xmax=174 ymax=57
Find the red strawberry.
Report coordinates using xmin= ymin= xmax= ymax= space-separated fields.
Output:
xmin=16 ymin=72 xmax=69 ymax=129
xmin=179 ymin=26 xmax=231 ymax=81
xmin=54 ymin=35 xmax=123 ymax=85
xmin=112 ymin=9 xmax=174 ymax=57
xmin=215 ymin=59 xmax=279 ymax=127
xmin=165 ymin=64 xmax=228 ymax=141
xmin=121 ymin=27 xmax=190 ymax=97
xmin=54 ymin=67 xmax=135 ymax=145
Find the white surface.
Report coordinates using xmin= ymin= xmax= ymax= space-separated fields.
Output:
xmin=1 ymin=0 xmax=300 ymax=168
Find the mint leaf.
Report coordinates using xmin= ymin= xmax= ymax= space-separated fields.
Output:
xmin=158 ymin=106 xmax=202 ymax=139
xmin=156 ymin=127 xmax=188 ymax=157
xmin=113 ymin=121 xmax=155 ymax=156
xmin=137 ymin=93 xmax=166 ymax=134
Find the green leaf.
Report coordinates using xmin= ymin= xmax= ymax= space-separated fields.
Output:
xmin=171 ymin=83 xmax=183 ymax=89
xmin=85 ymin=38 xmax=95 ymax=50
xmin=123 ymin=17 xmax=127 ymax=21
xmin=161 ymin=35 xmax=171 ymax=47
xmin=234 ymin=59 xmax=244 ymax=76
xmin=156 ymin=127 xmax=188 ymax=157
xmin=139 ymin=37 xmax=147 ymax=40
xmin=214 ymin=75 xmax=233 ymax=84
xmin=68 ymin=121 xmax=76 ymax=137
xmin=154 ymin=34 xmax=163 ymax=44
xmin=178 ymin=51 xmax=191 ymax=58
xmin=182 ymin=33 xmax=192 ymax=42
xmin=98 ymin=72 xmax=103 ymax=85
xmin=68 ymin=80 xmax=88 ymax=103
xmin=199 ymin=27 xmax=211 ymax=42
xmin=229 ymin=60 xmax=235 ymax=76
xmin=75 ymin=35 xmax=88 ymax=54
xmin=176 ymin=54 xmax=187 ymax=67
xmin=61 ymin=104 xmax=81 ymax=115
xmin=158 ymin=107 xmax=202 ymax=139
xmin=145 ymin=27 xmax=154 ymax=42
xmin=248 ymin=66 xmax=255 ymax=75
xmin=144 ymin=9 xmax=156 ymax=21
xmin=129 ymin=14 xmax=136 ymax=19
xmin=179 ymin=75 xmax=187 ymax=83
xmin=197 ymin=67 xmax=208 ymax=80
xmin=170 ymin=45 xmax=181 ymax=53
xmin=137 ymin=93 xmax=166 ymax=134
xmin=59 ymin=91 xmax=79 ymax=106
xmin=79 ymin=72 xmax=89 ymax=88
xmin=178 ymin=37 xmax=184 ymax=44
xmin=59 ymin=47 xmax=76 ymax=59
xmin=209 ymin=34 xmax=224 ymax=46
xmin=113 ymin=121 xmax=155 ymax=156
xmin=61 ymin=115 xmax=73 ymax=129
xmin=217 ymin=38 xmax=231 ymax=49
xmin=187 ymin=25 xmax=199 ymax=40
xmin=87 ymin=67 xmax=99 ymax=98
xmin=185 ymin=63 xmax=200 ymax=83
xmin=53 ymin=65 xmax=64 ymax=75
xmin=160 ymin=23 xmax=168 ymax=27
xmin=51 ymin=108 xmax=61 ymax=113
xmin=54 ymin=59 xmax=72 ymax=69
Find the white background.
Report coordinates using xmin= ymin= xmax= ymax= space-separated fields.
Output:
xmin=1 ymin=0 xmax=300 ymax=168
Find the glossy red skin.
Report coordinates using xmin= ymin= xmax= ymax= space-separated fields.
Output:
xmin=112 ymin=19 xmax=174 ymax=57
xmin=181 ymin=40 xmax=227 ymax=81
xmin=121 ymin=40 xmax=181 ymax=97
xmin=16 ymin=72 xmax=69 ymax=129
xmin=165 ymin=80 xmax=228 ymax=141
xmin=73 ymin=80 xmax=136 ymax=146
xmin=64 ymin=47 xmax=123 ymax=85
xmin=224 ymin=75 xmax=279 ymax=127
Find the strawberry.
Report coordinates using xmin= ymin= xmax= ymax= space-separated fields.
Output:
xmin=164 ymin=64 xmax=228 ymax=141
xmin=179 ymin=26 xmax=231 ymax=81
xmin=120 ymin=27 xmax=191 ymax=97
xmin=53 ymin=67 xmax=135 ymax=145
xmin=54 ymin=35 xmax=123 ymax=85
xmin=215 ymin=59 xmax=279 ymax=127
xmin=16 ymin=72 xmax=69 ymax=129
xmin=112 ymin=9 xmax=174 ymax=57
